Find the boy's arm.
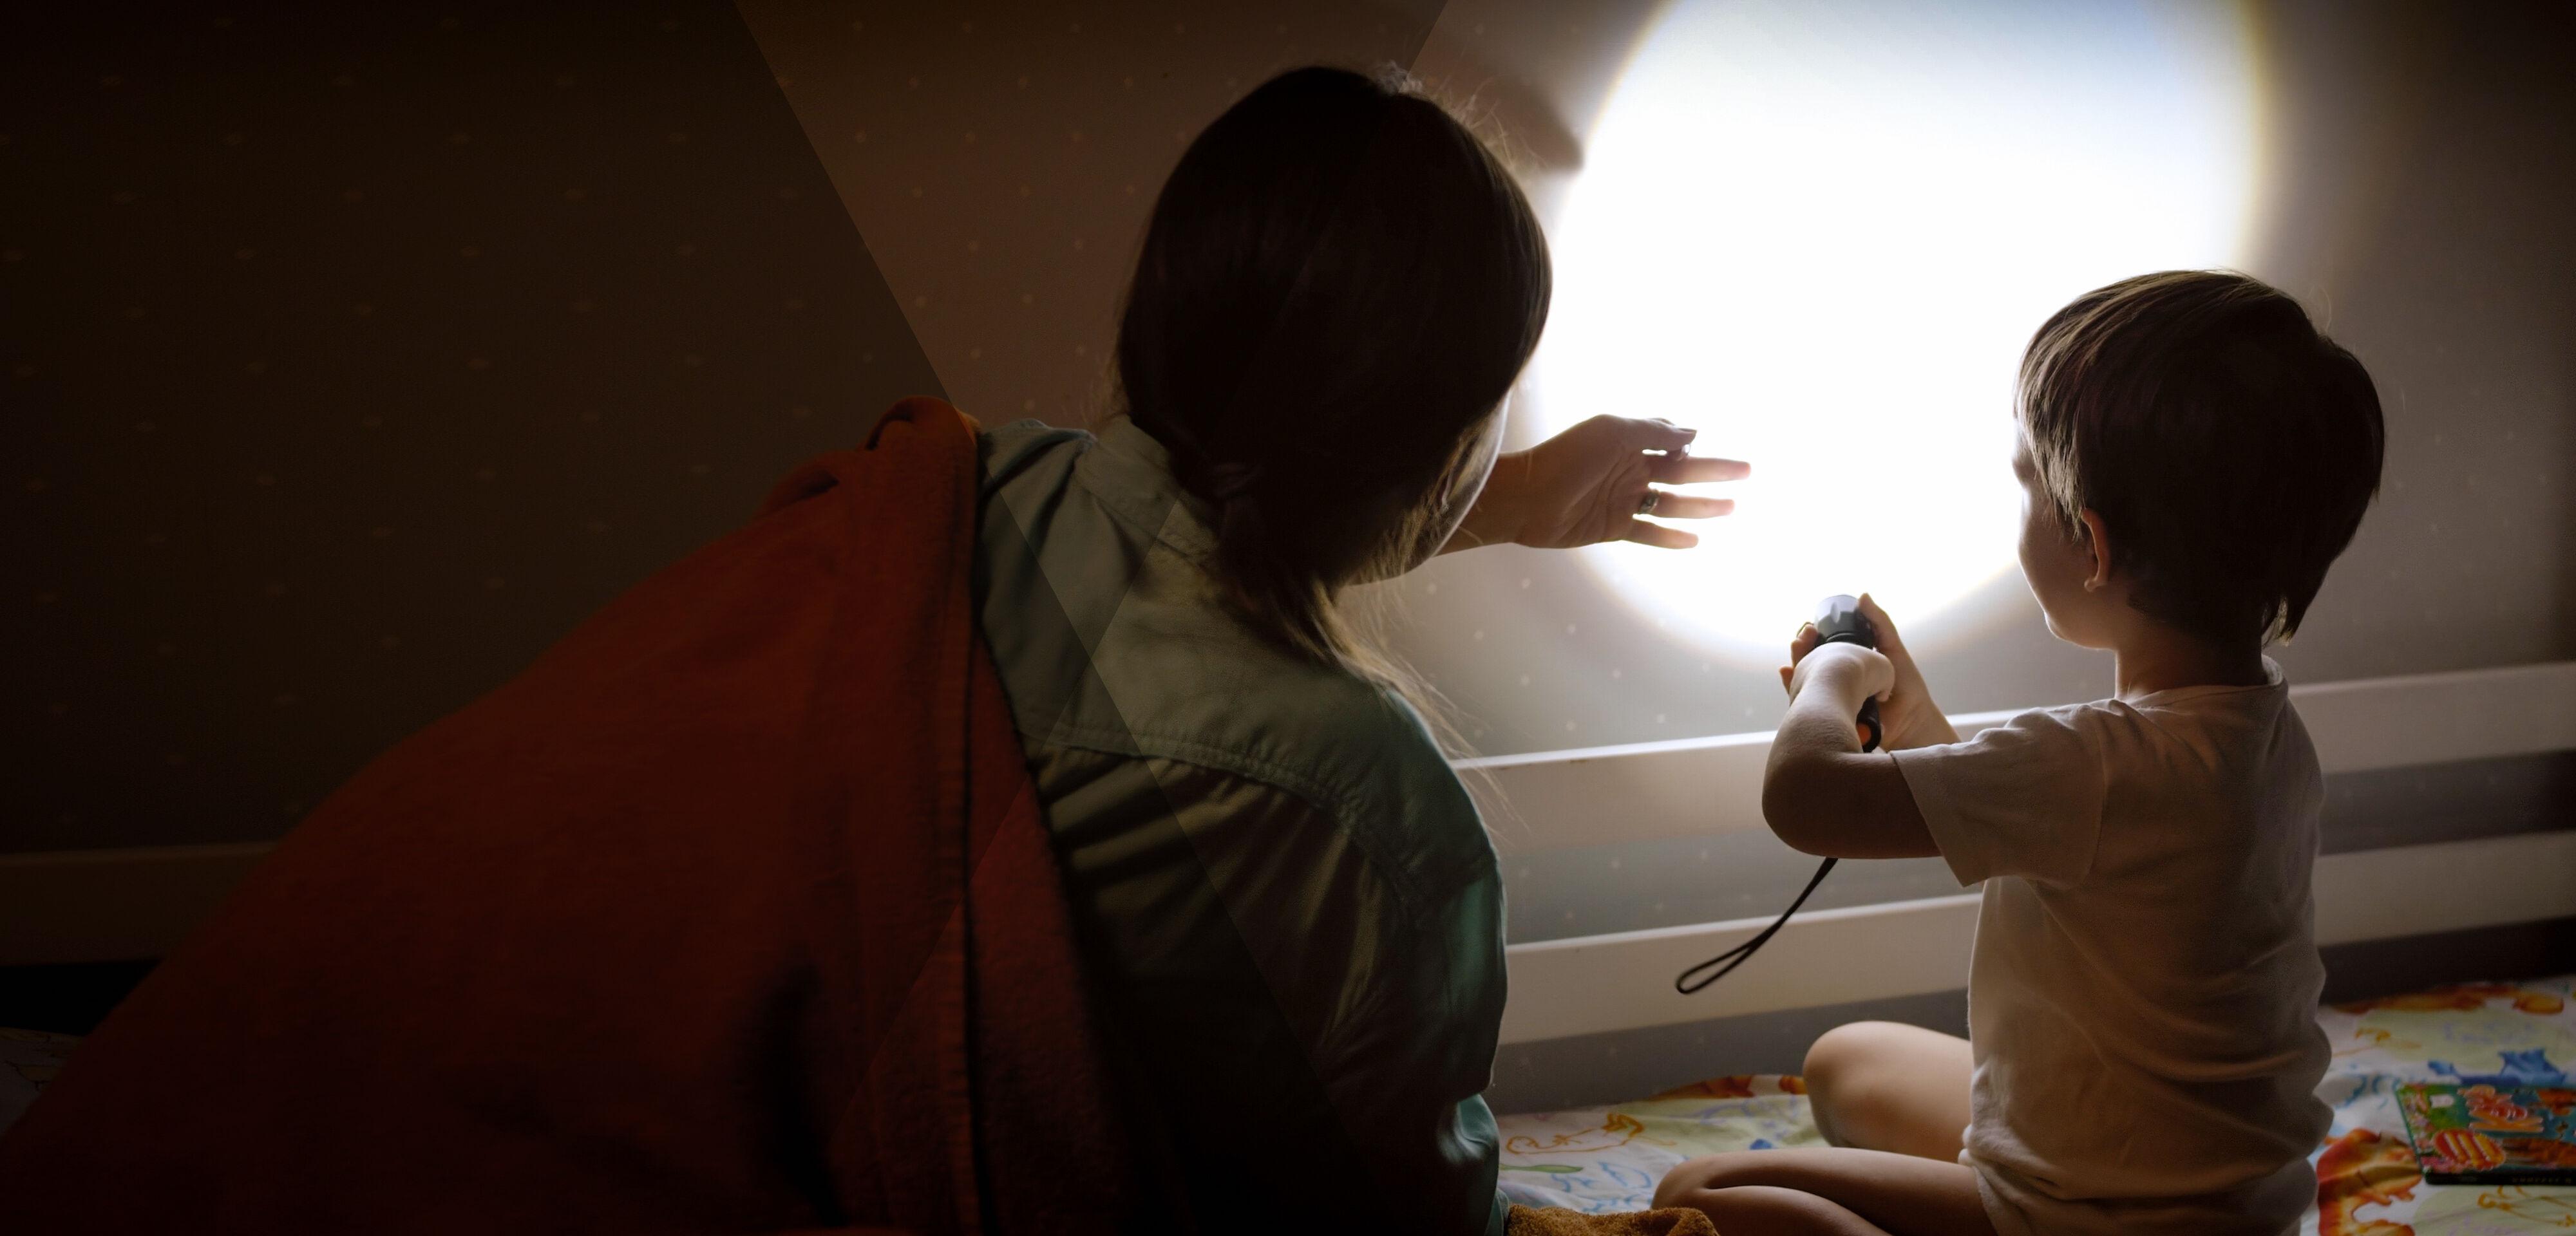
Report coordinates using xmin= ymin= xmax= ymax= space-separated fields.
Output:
xmin=1762 ymin=642 xmax=1940 ymax=859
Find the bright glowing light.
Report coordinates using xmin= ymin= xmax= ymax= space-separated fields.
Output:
xmin=1532 ymin=0 xmax=2260 ymax=662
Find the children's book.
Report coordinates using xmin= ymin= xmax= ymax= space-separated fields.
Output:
xmin=2395 ymin=1082 xmax=2576 ymax=1184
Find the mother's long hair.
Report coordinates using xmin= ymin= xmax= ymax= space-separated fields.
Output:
xmin=1115 ymin=66 xmax=1551 ymax=675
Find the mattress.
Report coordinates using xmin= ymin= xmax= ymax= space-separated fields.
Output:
xmin=5 ymin=976 xmax=2570 ymax=1232
xmin=1495 ymin=975 xmax=2576 ymax=1233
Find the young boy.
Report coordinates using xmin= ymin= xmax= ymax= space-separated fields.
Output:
xmin=1654 ymin=270 xmax=2385 ymax=1236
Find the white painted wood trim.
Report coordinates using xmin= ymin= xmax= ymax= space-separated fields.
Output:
xmin=2311 ymin=830 xmax=2576 ymax=948
xmin=1501 ymin=893 xmax=1985 ymax=1046
xmin=1499 ymin=829 xmax=2576 ymax=1045
xmin=1461 ymin=660 xmax=2576 ymax=856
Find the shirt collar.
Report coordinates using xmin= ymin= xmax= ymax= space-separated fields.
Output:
xmin=1081 ymin=416 xmax=1220 ymax=565
xmin=2128 ymin=657 xmax=2288 ymax=708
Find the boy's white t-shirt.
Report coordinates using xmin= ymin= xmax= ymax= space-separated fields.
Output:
xmin=1890 ymin=660 xmax=2332 ymax=1236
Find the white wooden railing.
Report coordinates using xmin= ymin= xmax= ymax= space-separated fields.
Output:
xmin=1476 ymin=661 xmax=2576 ymax=1043
xmin=5 ymin=664 xmax=2571 ymax=1043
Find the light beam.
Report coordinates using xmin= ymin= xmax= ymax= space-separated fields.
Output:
xmin=1530 ymin=0 xmax=2262 ymax=662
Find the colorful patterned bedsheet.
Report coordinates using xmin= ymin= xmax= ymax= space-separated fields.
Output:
xmin=6 ymin=977 xmax=2572 ymax=1231
xmin=1496 ymin=1073 xmax=1824 ymax=1212
xmin=1497 ymin=975 xmax=2576 ymax=1233
xmin=2309 ymin=977 xmax=2576 ymax=1234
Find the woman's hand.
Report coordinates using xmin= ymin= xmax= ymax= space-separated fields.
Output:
xmin=1779 ymin=594 xmax=1958 ymax=750
xmin=1443 ymin=415 xmax=1750 ymax=552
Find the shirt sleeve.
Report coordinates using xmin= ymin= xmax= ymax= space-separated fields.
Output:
xmin=1889 ymin=704 xmax=2110 ymax=888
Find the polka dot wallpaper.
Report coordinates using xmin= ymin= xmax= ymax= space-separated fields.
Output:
xmin=5 ymin=5 xmax=944 ymax=852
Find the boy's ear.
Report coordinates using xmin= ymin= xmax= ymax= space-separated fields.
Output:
xmin=2076 ymin=509 xmax=2115 ymax=592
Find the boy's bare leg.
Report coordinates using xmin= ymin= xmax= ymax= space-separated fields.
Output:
xmin=1653 ymin=1147 xmax=1994 ymax=1236
xmin=1804 ymin=1021 xmax=1973 ymax=1161
xmin=1647 ymin=1024 xmax=1985 ymax=1235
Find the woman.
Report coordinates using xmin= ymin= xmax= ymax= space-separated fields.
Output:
xmin=978 ymin=68 xmax=1743 ymax=1234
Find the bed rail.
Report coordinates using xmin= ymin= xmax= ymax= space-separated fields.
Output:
xmin=1499 ymin=829 xmax=2576 ymax=1044
xmin=1459 ymin=660 xmax=2576 ymax=856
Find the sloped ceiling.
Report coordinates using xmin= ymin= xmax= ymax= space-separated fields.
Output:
xmin=738 ymin=2 xmax=1445 ymax=427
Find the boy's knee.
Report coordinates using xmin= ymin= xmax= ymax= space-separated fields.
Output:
xmin=1800 ymin=1021 xmax=1972 ymax=1161
xmin=1803 ymin=1020 xmax=1913 ymax=1128
xmin=1803 ymin=1020 xmax=1913 ymax=1088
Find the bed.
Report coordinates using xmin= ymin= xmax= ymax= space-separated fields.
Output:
xmin=1494 ymin=975 xmax=2576 ymax=1233
xmin=6 ymin=977 xmax=2571 ymax=1232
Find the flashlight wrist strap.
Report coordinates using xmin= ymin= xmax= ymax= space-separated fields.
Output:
xmin=1673 ymin=856 xmax=1838 ymax=995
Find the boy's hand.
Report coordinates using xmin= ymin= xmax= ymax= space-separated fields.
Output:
xmin=1779 ymin=594 xmax=1959 ymax=749
xmin=1783 ymin=640 xmax=1895 ymax=716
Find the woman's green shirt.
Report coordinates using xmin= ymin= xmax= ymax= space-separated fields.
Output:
xmin=972 ymin=418 xmax=1508 ymax=1236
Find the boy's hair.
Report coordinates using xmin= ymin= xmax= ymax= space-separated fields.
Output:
xmin=2018 ymin=270 xmax=2384 ymax=644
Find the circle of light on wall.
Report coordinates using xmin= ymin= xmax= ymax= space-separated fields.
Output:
xmin=1529 ymin=0 xmax=2261 ymax=664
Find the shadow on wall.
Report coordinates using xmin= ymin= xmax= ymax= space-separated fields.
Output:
xmin=3 ymin=3 xmax=942 ymax=854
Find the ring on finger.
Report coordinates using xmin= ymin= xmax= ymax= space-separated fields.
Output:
xmin=1635 ymin=489 xmax=1662 ymax=516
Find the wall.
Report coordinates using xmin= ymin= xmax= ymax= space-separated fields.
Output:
xmin=1362 ymin=18 xmax=2576 ymax=971
xmin=1367 ymin=0 xmax=2576 ymax=951
xmin=6 ymin=1 xmax=1469 ymax=857
xmin=736 ymin=1 xmax=1443 ymax=430
xmin=1383 ymin=0 xmax=2576 ymax=760
xmin=4 ymin=4 xmax=942 ymax=853
xmin=2251 ymin=0 xmax=2576 ymax=678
